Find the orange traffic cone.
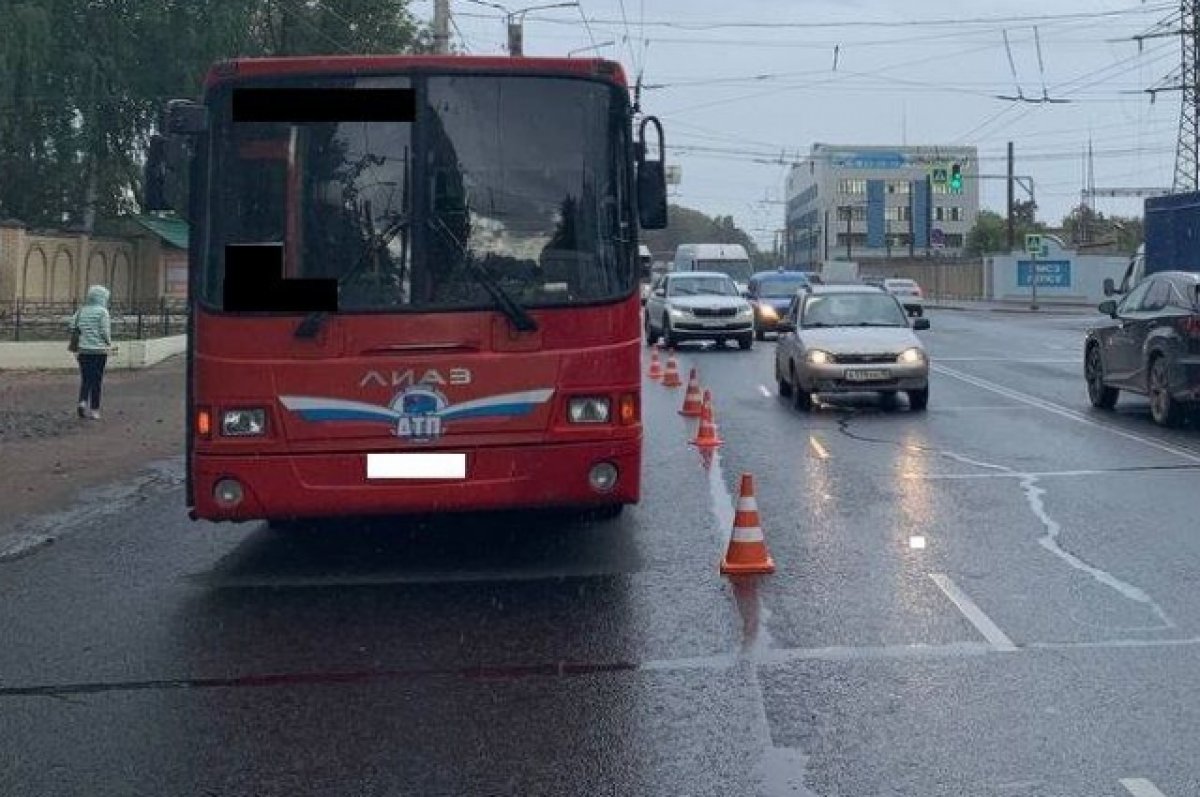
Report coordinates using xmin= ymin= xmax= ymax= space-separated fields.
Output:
xmin=678 ymin=368 xmax=703 ymax=416
xmin=648 ymin=348 xmax=663 ymax=381
xmin=690 ymin=390 xmax=723 ymax=448
xmin=721 ymin=473 xmax=776 ymax=576
xmin=661 ymin=354 xmax=682 ymax=388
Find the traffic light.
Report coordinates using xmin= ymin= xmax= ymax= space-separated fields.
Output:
xmin=950 ymin=163 xmax=963 ymax=193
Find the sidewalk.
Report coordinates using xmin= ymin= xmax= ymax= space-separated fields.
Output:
xmin=0 ymin=355 xmax=185 ymax=530
xmin=927 ymin=299 xmax=1101 ymax=315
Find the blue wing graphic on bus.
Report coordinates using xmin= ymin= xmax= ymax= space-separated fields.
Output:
xmin=278 ymin=396 xmax=401 ymax=423
xmin=279 ymin=389 xmax=555 ymax=440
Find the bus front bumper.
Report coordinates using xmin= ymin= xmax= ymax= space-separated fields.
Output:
xmin=190 ymin=438 xmax=641 ymax=522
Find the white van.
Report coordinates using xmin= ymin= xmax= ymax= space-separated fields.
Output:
xmin=673 ymin=244 xmax=754 ymax=293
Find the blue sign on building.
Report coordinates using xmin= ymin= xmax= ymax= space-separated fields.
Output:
xmin=831 ymin=151 xmax=908 ymax=169
xmin=1017 ymin=260 xmax=1071 ymax=288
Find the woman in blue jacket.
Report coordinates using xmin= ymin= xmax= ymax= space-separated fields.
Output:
xmin=69 ymin=285 xmax=114 ymax=420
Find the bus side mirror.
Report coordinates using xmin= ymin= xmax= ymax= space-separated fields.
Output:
xmin=143 ymin=100 xmax=206 ymax=217
xmin=1103 ymin=277 xmax=1116 ymax=297
xmin=636 ymin=116 xmax=668 ymax=230
xmin=144 ymin=136 xmax=169 ymax=212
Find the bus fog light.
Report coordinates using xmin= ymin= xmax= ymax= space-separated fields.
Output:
xmin=213 ymin=478 xmax=244 ymax=508
xmin=588 ymin=462 xmax=619 ymax=493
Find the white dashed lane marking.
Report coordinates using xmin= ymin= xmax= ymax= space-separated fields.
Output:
xmin=929 ymin=573 xmax=1018 ymax=652
xmin=1120 ymin=778 xmax=1170 ymax=797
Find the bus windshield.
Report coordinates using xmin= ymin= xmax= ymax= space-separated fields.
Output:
xmin=202 ymin=74 xmax=634 ymax=312
xmin=695 ymin=259 xmax=754 ymax=283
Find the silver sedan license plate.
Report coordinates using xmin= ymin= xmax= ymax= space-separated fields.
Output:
xmin=844 ymin=368 xmax=891 ymax=382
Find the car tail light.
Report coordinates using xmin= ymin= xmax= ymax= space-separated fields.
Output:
xmin=1182 ymin=315 xmax=1200 ymax=338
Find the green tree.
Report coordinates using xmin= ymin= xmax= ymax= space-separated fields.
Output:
xmin=964 ymin=205 xmax=1046 ymax=256
xmin=0 ymin=0 xmax=427 ymax=228
xmin=639 ymin=204 xmax=762 ymax=264
xmin=1060 ymin=204 xmax=1143 ymax=253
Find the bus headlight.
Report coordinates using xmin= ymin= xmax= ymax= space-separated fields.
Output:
xmin=221 ymin=408 xmax=267 ymax=436
xmin=568 ymin=397 xmax=611 ymax=423
xmin=758 ymin=305 xmax=779 ymax=321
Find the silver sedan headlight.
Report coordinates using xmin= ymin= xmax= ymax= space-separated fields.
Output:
xmin=668 ymin=306 xmax=689 ymax=318
xmin=807 ymin=349 xmax=833 ymax=364
xmin=896 ymin=347 xmax=926 ymax=364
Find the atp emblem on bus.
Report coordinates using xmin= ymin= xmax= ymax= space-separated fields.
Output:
xmin=278 ymin=386 xmax=557 ymax=443
xmin=388 ymin=385 xmax=447 ymax=441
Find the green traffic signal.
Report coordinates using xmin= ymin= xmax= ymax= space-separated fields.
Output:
xmin=950 ymin=164 xmax=963 ymax=192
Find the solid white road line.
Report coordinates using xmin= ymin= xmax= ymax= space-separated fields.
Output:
xmin=934 ymin=357 xmax=1078 ymax=363
xmin=759 ymin=384 xmax=773 ymax=397
xmin=1120 ymin=778 xmax=1170 ymax=797
xmin=929 ymin=573 xmax=1018 ymax=652
xmin=933 ymin=364 xmax=1200 ymax=465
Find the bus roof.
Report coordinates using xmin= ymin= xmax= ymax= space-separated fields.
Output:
xmin=205 ymin=56 xmax=629 ymax=88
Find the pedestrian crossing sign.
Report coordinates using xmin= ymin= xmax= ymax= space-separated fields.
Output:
xmin=1025 ymin=234 xmax=1043 ymax=255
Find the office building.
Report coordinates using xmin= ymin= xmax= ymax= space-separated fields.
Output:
xmin=785 ymin=144 xmax=980 ymax=266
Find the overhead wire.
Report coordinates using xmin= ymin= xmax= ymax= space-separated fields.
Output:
xmin=534 ymin=3 xmax=1175 ymax=31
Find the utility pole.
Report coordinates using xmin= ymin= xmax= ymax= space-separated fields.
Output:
xmin=506 ymin=3 xmax=579 ymax=57
xmin=845 ymin=207 xmax=852 ymax=259
xmin=433 ymin=0 xmax=450 ymax=54
xmin=507 ymin=16 xmax=523 ymax=55
xmin=1006 ymin=141 xmax=1015 ymax=252
xmin=1177 ymin=0 xmax=1200 ymax=191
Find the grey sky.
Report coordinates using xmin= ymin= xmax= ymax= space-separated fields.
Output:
xmin=438 ymin=0 xmax=1181 ymax=249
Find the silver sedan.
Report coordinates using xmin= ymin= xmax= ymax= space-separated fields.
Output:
xmin=774 ymin=285 xmax=931 ymax=410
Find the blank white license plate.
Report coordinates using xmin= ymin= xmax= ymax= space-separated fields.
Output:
xmin=366 ymin=453 xmax=466 ymax=480
xmin=703 ymin=318 xmax=731 ymax=327
xmin=844 ymin=369 xmax=892 ymax=382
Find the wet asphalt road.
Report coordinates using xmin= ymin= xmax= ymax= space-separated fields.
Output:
xmin=4 ymin=309 xmax=1200 ymax=796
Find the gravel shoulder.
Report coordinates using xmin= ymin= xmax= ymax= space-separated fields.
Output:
xmin=0 ymin=356 xmax=185 ymax=527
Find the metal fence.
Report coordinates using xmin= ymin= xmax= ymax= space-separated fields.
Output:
xmin=0 ymin=300 xmax=189 ymax=342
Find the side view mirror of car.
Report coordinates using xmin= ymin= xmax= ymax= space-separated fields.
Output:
xmin=776 ymin=320 xmax=796 ymax=333
xmin=654 ymin=288 xmax=666 ymax=298
xmin=1103 ymin=277 xmax=1116 ymax=297
xmin=912 ymin=317 xmax=931 ymax=331
xmin=1098 ymin=299 xmax=1118 ymax=318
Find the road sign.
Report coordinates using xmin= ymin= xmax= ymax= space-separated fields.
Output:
xmin=931 ymin=167 xmax=948 ymax=185
xmin=665 ymin=165 xmax=682 ymax=185
xmin=1025 ymin=233 xmax=1043 ymax=255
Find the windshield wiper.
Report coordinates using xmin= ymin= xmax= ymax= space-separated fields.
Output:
xmin=854 ymin=322 xmax=905 ymax=327
xmin=294 ymin=210 xmax=410 ymax=339
xmin=429 ymin=218 xmax=537 ymax=333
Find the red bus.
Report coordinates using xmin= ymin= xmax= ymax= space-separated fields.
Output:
xmin=145 ymin=56 xmax=667 ymax=524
